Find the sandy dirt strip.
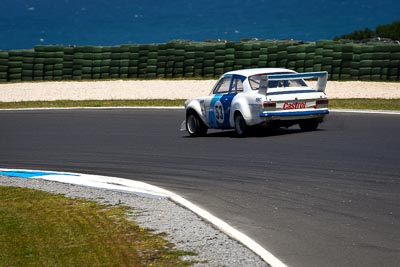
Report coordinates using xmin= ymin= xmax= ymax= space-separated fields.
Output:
xmin=0 ymin=80 xmax=399 ymax=102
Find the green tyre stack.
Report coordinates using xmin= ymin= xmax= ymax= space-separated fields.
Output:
xmin=372 ymin=46 xmax=391 ymax=80
xmin=72 ymin=46 xmax=96 ymax=79
xmin=182 ymin=43 xmax=196 ymax=78
xmin=33 ymin=49 xmax=44 ymax=81
xmin=203 ymin=42 xmax=217 ymax=78
xmin=119 ymin=44 xmax=131 ymax=79
xmin=315 ymin=41 xmax=332 ymax=76
xmin=257 ymin=41 xmax=272 ymax=68
xmin=72 ymin=47 xmax=84 ymax=80
xmin=358 ymin=49 xmax=372 ymax=81
xmin=53 ymin=51 xmax=64 ymax=81
xmin=21 ymin=50 xmax=35 ymax=81
xmin=214 ymin=42 xmax=226 ymax=76
xmin=276 ymin=42 xmax=289 ymax=68
xmin=224 ymin=42 xmax=235 ymax=72
xmin=330 ymin=44 xmax=343 ymax=80
xmin=109 ymin=46 xmax=121 ymax=79
xmin=91 ymin=54 xmax=102 ymax=80
xmin=43 ymin=46 xmax=64 ymax=81
xmin=234 ymin=42 xmax=252 ymax=70
xmin=172 ymin=42 xmax=186 ymax=78
xmin=349 ymin=44 xmax=363 ymax=79
xmin=352 ymin=50 xmax=373 ymax=81
xmin=145 ymin=44 xmax=158 ymax=78
xmin=137 ymin=44 xmax=148 ymax=78
xmin=319 ymin=42 xmax=335 ymax=79
xmin=303 ymin=45 xmax=315 ymax=72
xmin=294 ymin=45 xmax=307 ymax=73
xmin=165 ymin=42 xmax=176 ymax=78
xmin=100 ymin=46 xmax=112 ymax=79
xmin=250 ymin=42 xmax=260 ymax=68
xmin=128 ymin=44 xmax=140 ymax=78
xmin=339 ymin=45 xmax=353 ymax=80
xmin=193 ymin=43 xmax=204 ymax=77
xmin=267 ymin=45 xmax=278 ymax=68
xmin=389 ymin=45 xmax=400 ymax=80
xmin=313 ymin=45 xmax=323 ymax=72
xmin=63 ymin=46 xmax=74 ymax=80
xmin=82 ymin=46 xmax=102 ymax=79
xmin=0 ymin=51 xmax=8 ymax=82
xmin=286 ymin=45 xmax=299 ymax=71
xmin=358 ymin=46 xmax=374 ymax=80
xmin=156 ymin=44 xmax=167 ymax=78
xmin=33 ymin=45 xmax=63 ymax=81
xmin=7 ymin=50 xmax=23 ymax=82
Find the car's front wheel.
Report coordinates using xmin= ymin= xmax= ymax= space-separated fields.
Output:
xmin=186 ymin=111 xmax=207 ymax=137
xmin=299 ymin=119 xmax=320 ymax=131
xmin=235 ymin=113 xmax=249 ymax=137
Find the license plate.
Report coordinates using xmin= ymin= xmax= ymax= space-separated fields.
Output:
xmin=282 ymin=102 xmax=306 ymax=110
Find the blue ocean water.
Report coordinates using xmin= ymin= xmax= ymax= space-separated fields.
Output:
xmin=1 ymin=0 xmax=399 ymax=50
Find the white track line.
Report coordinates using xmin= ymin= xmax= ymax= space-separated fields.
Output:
xmin=1 ymin=107 xmax=399 ymax=115
xmin=0 ymin=168 xmax=287 ymax=267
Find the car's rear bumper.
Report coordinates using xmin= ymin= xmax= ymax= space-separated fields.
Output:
xmin=260 ymin=109 xmax=329 ymax=120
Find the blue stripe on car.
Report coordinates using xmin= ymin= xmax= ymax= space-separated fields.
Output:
xmin=209 ymin=94 xmax=223 ymax=128
xmin=260 ymin=109 xmax=329 ymax=117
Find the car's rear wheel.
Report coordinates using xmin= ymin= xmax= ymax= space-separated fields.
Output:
xmin=235 ymin=113 xmax=248 ymax=137
xmin=299 ymin=119 xmax=319 ymax=131
xmin=186 ymin=111 xmax=207 ymax=137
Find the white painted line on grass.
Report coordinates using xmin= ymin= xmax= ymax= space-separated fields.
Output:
xmin=0 ymin=167 xmax=287 ymax=267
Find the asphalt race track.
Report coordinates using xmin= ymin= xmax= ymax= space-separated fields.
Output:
xmin=0 ymin=109 xmax=399 ymax=267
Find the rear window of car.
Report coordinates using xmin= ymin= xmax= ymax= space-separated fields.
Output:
xmin=249 ymin=73 xmax=307 ymax=90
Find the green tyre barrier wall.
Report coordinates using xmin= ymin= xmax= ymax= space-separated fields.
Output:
xmin=0 ymin=40 xmax=399 ymax=82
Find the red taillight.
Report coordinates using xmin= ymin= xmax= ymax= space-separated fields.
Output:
xmin=316 ymin=99 xmax=329 ymax=105
xmin=263 ymin=102 xmax=276 ymax=108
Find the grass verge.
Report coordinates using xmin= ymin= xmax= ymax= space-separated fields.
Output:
xmin=0 ymin=186 xmax=195 ymax=267
xmin=328 ymin=99 xmax=400 ymax=111
xmin=0 ymin=99 xmax=185 ymax=109
xmin=0 ymin=99 xmax=399 ymax=111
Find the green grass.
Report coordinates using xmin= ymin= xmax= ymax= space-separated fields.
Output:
xmin=0 ymin=99 xmax=186 ymax=109
xmin=0 ymin=99 xmax=399 ymax=111
xmin=329 ymin=99 xmax=400 ymax=111
xmin=0 ymin=186 xmax=195 ymax=267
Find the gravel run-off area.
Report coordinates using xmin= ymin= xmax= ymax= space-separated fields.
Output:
xmin=0 ymin=80 xmax=399 ymax=102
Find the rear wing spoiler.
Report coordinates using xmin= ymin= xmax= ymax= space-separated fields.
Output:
xmin=266 ymin=71 xmax=328 ymax=92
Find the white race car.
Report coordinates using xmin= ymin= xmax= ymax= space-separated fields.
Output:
xmin=182 ymin=68 xmax=329 ymax=137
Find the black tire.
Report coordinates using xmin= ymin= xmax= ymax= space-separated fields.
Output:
xmin=235 ymin=113 xmax=248 ymax=137
xmin=299 ymin=119 xmax=319 ymax=131
xmin=186 ymin=111 xmax=207 ymax=137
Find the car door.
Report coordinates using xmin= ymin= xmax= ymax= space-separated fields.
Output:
xmin=206 ymin=75 xmax=237 ymax=129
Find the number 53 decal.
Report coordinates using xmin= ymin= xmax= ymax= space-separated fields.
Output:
xmin=214 ymin=101 xmax=224 ymax=123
